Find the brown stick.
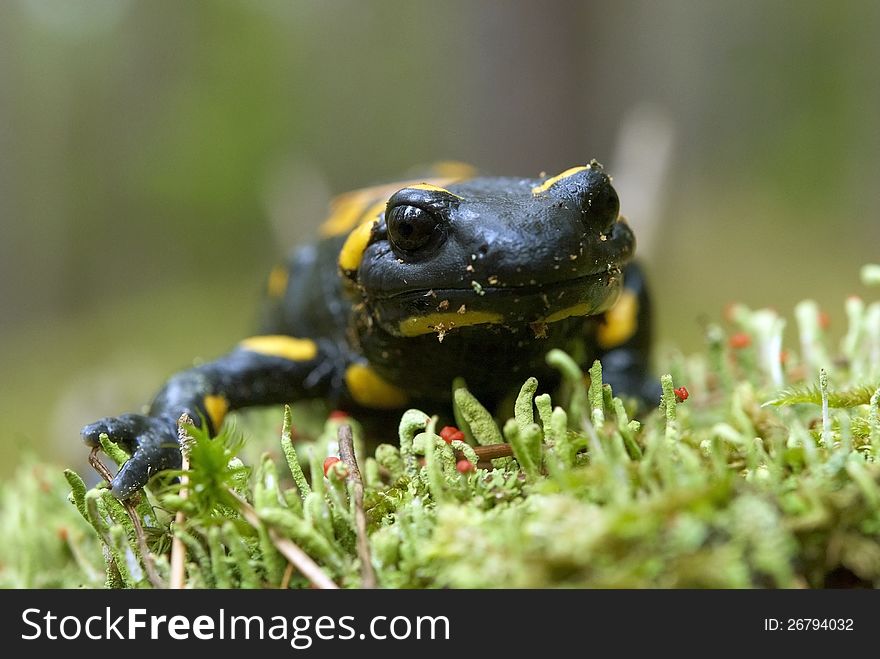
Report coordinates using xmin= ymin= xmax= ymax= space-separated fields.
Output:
xmin=88 ymin=446 xmax=114 ymax=483
xmin=169 ymin=418 xmax=193 ymax=590
xmin=89 ymin=447 xmax=166 ymax=589
xmin=280 ymin=561 xmax=295 ymax=590
xmin=338 ymin=423 xmax=378 ymax=589
xmin=469 ymin=443 xmax=514 ymax=461
xmin=232 ymin=490 xmax=339 ymax=590
xmin=124 ymin=497 xmax=166 ymax=589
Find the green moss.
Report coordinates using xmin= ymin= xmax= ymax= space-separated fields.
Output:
xmin=4 ymin=270 xmax=880 ymax=588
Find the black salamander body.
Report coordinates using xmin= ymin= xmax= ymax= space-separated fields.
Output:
xmin=82 ymin=161 xmax=655 ymax=498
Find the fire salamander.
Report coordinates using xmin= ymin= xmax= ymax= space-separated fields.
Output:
xmin=82 ymin=161 xmax=655 ymax=498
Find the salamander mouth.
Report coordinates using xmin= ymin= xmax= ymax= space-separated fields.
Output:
xmin=365 ymin=216 xmax=634 ymax=338
xmin=372 ymin=266 xmax=625 ymax=338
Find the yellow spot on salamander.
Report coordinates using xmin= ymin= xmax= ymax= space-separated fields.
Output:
xmin=345 ymin=364 xmax=409 ymax=409
xmin=319 ymin=194 xmax=372 ymax=238
xmin=541 ymin=301 xmax=593 ymax=324
xmin=398 ymin=310 xmax=505 ymax=337
xmin=336 ymin=198 xmax=388 ymax=274
xmin=531 ymin=165 xmax=590 ymax=196
xmin=338 ymin=219 xmax=376 ymax=273
xmin=202 ymin=394 xmax=228 ymax=433
xmin=319 ymin=167 xmax=475 ymax=237
xmin=359 ymin=199 xmax=386 ymax=225
xmin=406 ymin=183 xmax=462 ymax=199
xmin=239 ymin=335 xmax=318 ymax=361
xmin=596 ymin=289 xmax=639 ymax=349
xmin=266 ymin=265 xmax=289 ymax=299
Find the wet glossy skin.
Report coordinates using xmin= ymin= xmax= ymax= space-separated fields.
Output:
xmin=82 ymin=161 xmax=655 ymax=499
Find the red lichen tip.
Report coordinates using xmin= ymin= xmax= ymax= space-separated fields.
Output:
xmin=323 ymin=456 xmax=343 ymax=478
xmin=729 ymin=332 xmax=751 ymax=349
xmin=329 ymin=410 xmax=349 ymax=420
xmin=818 ymin=311 xmax=830 ymax=330
xmin=439 ymin=425 xmax=465 ymax=444
xmin=456 ymin=459 xmax=475 ymax=473
xmin=674 ymin=386 xmax=689 ymax=403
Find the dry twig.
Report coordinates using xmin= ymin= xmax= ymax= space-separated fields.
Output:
xmin=89 ymin=446 xmax=166 ymax=588
xmin=231 ymin=490 xmax=339 ymax=590
xmin=338 ymin=423 xmax=377 ymax=589
xmin=169 ymin=415 xmax=193 ymax=589
xmin=280 ymin=561 xmax=295 ymax=590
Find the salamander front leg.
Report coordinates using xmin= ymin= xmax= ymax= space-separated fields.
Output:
xmin=81 ymin=335 xmax=345 ymax=499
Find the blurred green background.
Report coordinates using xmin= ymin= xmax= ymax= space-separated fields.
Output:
xmin=1 ymin=0 xmax=878 ymax=478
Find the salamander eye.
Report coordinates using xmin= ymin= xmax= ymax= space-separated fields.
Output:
xmin=387 ymin=205 xmax=441 ymax=252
